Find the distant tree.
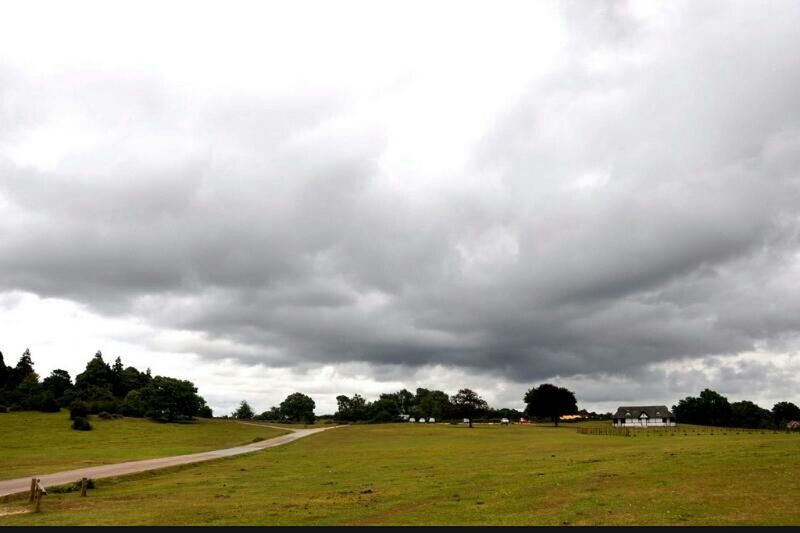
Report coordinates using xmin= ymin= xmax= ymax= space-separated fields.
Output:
xmin=42 ymin=369 xmax=73 ymax=400
xmin=379 ymin=389 xmax=415 ymax=416
xmin=414 ymin=388 xmax=452 ymax=420
xmin=198 ymin=404 xmax=213 ymax=418
xmin=772 ymin=401 xmax=800 ymax=426
xmin=120 ymin=390 xmax=146 ymax=417
xmin=673 ymin=389 xmax=732 ymax=427
xmin=335 ymin=394 xmax=369 ymax=422
xmin=38 ymin=390 xmax=60 ymax=412
xmin=369 ymin=396 xmax=401 ymax=420
xmin=75 ymin=351 xmax=113 ymax=392
xmin=11 ymin=349 xmax=35 ymax=389
xmin=118 ymin=366 xmax=150 ymax=397
xmin=139 ymin=376 xmax=204 ymax=422
xmin=0 ymin=350 xmax=9 ymax=389
xmin=524 ymin=384 xmax=578 ymax=426
xmin=730 ymin=400 xmax=772 ymax=428
xmin=450 ymin=388 xmax=488 ymax=428
xmin=280 ymin=392 xmax=316 ymax=423
xmin=16 ymin=372 xmax=42 ymax=411
xmin=233 ymin=400 xmax=255 ymax=420
xmin=259 ymin=406 xmax=283 ymax=421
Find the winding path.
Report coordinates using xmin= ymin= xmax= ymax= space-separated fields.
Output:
xmin=0 ymin=424 xmax=341 ymax=498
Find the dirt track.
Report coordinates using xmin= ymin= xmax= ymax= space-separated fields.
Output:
xmin=0 ymin=424 xmax=340 ymax=498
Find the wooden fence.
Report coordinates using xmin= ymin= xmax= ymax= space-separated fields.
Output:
xmin=576 ymin=425 xmax=799 ymax=437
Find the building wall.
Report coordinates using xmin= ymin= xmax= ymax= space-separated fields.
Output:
xmin=613 ymin=419 xmax=676 ymax=427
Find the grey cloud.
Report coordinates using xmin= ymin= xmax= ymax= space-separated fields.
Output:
xmin=2 ymin=0 xmax=800 ymax=404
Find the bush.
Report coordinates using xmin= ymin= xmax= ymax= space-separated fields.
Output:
xmin=120 ymin=390 xmax=145 ymax=417
xmin=71 ymin=416 xmax=92 ymax=431
xmin=38 ymin=391 xmax=61 ymax=413
xmin=48 ymin=478 xmax=96 ymax=494
xmin=98 ymin=411 xmax=113 ymax=419
xmin=69 ymin=400 xmax=90 ymax=420
xmin=0 ymin=405 xmax=8 ymax=413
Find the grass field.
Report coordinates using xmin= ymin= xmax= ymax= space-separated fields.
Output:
xmin=2 ymin=422 xmax=799 ymax=525
xmin=0 ymin=411 xmax=288 ymax=480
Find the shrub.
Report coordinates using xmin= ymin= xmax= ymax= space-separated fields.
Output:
xmin=120 ymin=390 xmax=145 ymax=417
xmin=48 ymin=478 xmax=96 ymax=493
xmin=0 ymin=405 xmax=8 ymax=413
xmin=69 ymin=400 xmax=90 ymax=420
xmin=98 ymin=411 xmax=113 ymax=419
xmin=71 ymin=416 xmax=92 ymax=431
xmin=38 ymin=391 xmax=61 ymax=413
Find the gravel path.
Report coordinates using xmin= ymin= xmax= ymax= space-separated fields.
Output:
xmin=0 ymin=424 xmax=341 ymax=498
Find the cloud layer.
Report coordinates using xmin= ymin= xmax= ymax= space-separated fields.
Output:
xmin=2 ymin=0 xmax=800 ymax=411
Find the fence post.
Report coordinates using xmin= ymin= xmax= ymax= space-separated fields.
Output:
xmin=29 ymin=478 xmax=37 ymax=503
xmin=80 ymin=478 xmax=88 ymax=497
xmin=34 ymin=486 xmax=43 ymax=512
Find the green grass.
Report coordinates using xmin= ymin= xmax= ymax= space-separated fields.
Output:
xmin=2 ymin=423 xmax=800 ymax=525
xmin=0 ymin=411 xmax=288 ymax=480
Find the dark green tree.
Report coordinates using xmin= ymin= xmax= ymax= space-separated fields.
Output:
xmin=335 ymin=394 xmax=369 ymax=422
xmin=414 ymin=388 xmax=452 ymax=420
xmin=450 ymin=388 xmax=488 ymax=428
xmin=280 ymin=392 xmax=316 ymax=423
xmin=730 ymin=400 xmax=771 ymax=428
xmin=11 ymin=349 xmax=35 ymax=389
xmin=524 ymin=383 xmax=578 ymax=426
xmin=139 ymin=376 xmax=204 ymax=422
xmin=259 ymin=406 xmax=283 ymax=421
xmin=42 ymin=369 xmax=73 ymax=400
xmin=16 ymin=372 xmax=42 ymax=411
xmin=233 ymin=400 xmax=255 ymax=420
xmin=0 ymin=350 xmax=9 ymax=389
xmin=772 ymin=401 xmax=800 ymax=427
xmin=120 ymin=390 xmax=146 ymax=417
xmin=75 ymin=351 xmax=113 ymax=392
xmin=673 ymin=389 xmax=732 ymax=427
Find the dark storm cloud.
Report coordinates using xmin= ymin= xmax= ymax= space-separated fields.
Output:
xmin=2 ymin=0 xmax=800 ymax=399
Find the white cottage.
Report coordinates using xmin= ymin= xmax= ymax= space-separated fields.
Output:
xmin=612 ymin=405 xmax=676 ymax=427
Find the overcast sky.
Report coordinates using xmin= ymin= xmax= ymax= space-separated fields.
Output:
xmin=2 ymin=0 xmax=800 ymax=415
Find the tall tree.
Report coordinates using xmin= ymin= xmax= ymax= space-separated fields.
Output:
xmin=233 ymin=400 xmax=255 ymax=420
xmin=450 ymin=388 xmax=488 ymax=428
xmin=730 ymin=400 xmax=771 ymax=428
xmin=335 ymin=394 xmax=369 ymax=421
xmin=280 ymin=392 xmax=316 ymax=423
xmin=414 ymin=388 xmax=452 ymax=419
xmin=772 ymin=401 xmax=800 ymax=427
xmin=0 ymin=350 xmax=9 ymax=389
xmin=139 ymin=376 xmax=204 ymax=422
xmin=673 ymin=389 xmax=732 ymax=427
xmin=524 ymin=384 xmax=578 ymax=426
xmin=75 ymin=351 xmax=113 ymax=392
xmin=12 ymin=348 xmax=35 ymax=388
xmin=42 ymin=369 xmax=73 ymax=400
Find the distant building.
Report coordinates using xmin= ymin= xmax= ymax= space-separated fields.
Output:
xmin=612 ymin=405 xmax=676 ymax=427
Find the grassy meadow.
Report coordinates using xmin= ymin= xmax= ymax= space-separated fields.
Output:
xmin=2 ymin=421 xmax=799 ymax=525
xmin=0 ymin=411 xmax=288 ymax=480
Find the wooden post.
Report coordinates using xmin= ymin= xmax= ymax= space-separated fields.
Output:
xmin=80 ymin=478 xmax=88 ymax=497
xmin=29 ymin=478 xmax=37 ymax=502
xmin=34 ymin=487 xmax=43 ymax=512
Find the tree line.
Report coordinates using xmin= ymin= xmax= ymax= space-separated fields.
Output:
xmin=672 ymin=388 xmax=800 ymax=429
xmin=4 ymin=347 xmax=797 ymax=430
xmin=0 ymin=349 xmax=212 ymax=428
xmin=229 ymin=384 xmax=586 ymax=427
